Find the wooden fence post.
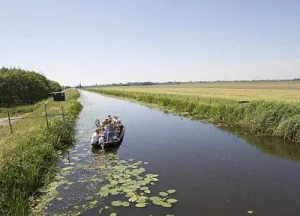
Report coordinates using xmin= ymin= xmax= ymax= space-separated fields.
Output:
xmin=209 ymin=98 xmax=212 ymax=117
xmin=7 ymin=109 xmax=13 ymax=134
xmin=61 ymin=106 xmax=66 ymax=128
xmin=44 ymin=104 xmax=49 ymax=130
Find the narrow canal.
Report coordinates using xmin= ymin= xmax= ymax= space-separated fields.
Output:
xmin=31 ymin=90 xmax=300 ymax=216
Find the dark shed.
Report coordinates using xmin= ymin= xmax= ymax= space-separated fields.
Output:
xmin=51 ymin=91 xmax=66 ymax=101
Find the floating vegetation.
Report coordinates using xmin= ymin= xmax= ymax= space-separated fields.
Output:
xmin=30 ymin=153 xmax=178 ymax=215
xmin=167 ymin=189 xmax=176 ymax=194
xmin=159 ymin=192 xmax=169 ymax=197
xmin=247 ymin=210 xmax=254 ymax=215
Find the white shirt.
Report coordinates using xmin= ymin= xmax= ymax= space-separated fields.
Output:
xmin=99 ymin=136 xmax=105 ymax=144
xmin=91 ymin=132 xmax=99 ymax=144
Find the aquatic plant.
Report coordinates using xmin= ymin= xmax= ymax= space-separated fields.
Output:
xmin=30 ymin=153 xmax=178 ymax=215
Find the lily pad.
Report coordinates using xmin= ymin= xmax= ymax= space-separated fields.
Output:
xmin=167 ymin=198 xmax=178 ymax=204
xmin=140 ymin=186 xmax=149 ymax=191
xmin=161 ymin=202 xmax=172 ymax=208
xmin=129 ymin=196 xmax=137 ymax=202
xmin=135 ymin=203 xmax=147 ymax=208
xmin=111 ymin=201 xmax=122 ymax=207
xmin=144 ymin=190 xmax=151 ymax=194
xmin=110 ymin=190 xmax=120 ymax=196
xmin=159 ymin=192 xmax=168 ymax=197
xmin=152 ymin=199 xmax=164 ymax=206
xmin=150 ymin=196 xmax=161 ymax=201
xmin=137 ymin=196 xmax=148 ymax=203
xmin=167 ymin=189 xmax=176 ymax=194
xmin=90 ymin=200 xmax=98 ymax=205
xmin=122 ymin=201 xmax=130 ymax=207
xmin=110 ymin=213 xmax=117 ymax=216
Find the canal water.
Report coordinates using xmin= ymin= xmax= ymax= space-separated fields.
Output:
xmin=32 ymin=90 xmax=300 ymax=216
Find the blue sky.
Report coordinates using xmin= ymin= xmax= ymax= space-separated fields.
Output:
xmin=0 ymin=0 xmax=299 ymax=86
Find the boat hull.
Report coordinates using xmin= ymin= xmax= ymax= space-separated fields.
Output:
xmin=91 ymin=126 xmax=125 ymax=149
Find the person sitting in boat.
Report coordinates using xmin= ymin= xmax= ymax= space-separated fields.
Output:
xmin=102 ymin=118 xmax=109 ymax=126
xmin=106 ymin=120 xmax=114 ymax=141
xmin=114 ymin=116 xmax=121 ymax=126
xmin=91 ymin=129 xmax=99 ymax=145
xmin=116 ymin=124 xmax=123 ymax=137
xmin=103 ymin=128 xmax=108 ymax=141
xmin=99 ymin=135 xmax=105 ymax=148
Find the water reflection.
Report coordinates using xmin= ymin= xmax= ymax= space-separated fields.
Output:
xmin=218 ymin=125 xmax=300 ymax=162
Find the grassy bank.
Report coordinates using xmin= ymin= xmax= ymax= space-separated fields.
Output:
xmin=0 ymin=102 xmax=45 ymax=118
xmin=0 ymin=89 xmax=82 ymax=216
xmin=86 ymin=88 xmax=300 ymax=143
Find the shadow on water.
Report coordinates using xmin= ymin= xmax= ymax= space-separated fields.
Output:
xmin=91 ymin=147 xmax=119 ymax=155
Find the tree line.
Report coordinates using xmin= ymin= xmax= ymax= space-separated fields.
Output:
xmin=82 ymin=78 xmax=300 ymax=88
xmin=0 ymin=67 xmax=62 ymax=107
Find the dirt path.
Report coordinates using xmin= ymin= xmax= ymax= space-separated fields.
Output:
xmin=0 ymin=116 xmax=23 ymax=127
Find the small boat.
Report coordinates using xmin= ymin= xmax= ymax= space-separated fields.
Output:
xmin=91 ymin=118 xmax=125 ymax=149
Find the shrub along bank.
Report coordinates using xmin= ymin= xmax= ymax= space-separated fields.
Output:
xmin=0 ymin=89 xmax=82 ymax=216
xmin=87 ymin=88 xmax=300 ymax=143
xmin=0 ymin=67 xmax=62 ymax=107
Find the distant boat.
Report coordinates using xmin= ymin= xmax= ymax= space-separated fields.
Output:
xmin=91 ymin=118 xmax=125 ymax=149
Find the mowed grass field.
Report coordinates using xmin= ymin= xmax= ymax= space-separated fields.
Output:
xmin=110 ymin=82 xmax=300 ymax=102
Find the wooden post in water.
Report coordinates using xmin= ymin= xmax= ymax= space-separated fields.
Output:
xmin=44 ymin=104 xmax=49 ymax=130
xmin=7 ymin=109 xmax=13 ymax=134
xmin=61 ymin=106 xmax=66 ymax=128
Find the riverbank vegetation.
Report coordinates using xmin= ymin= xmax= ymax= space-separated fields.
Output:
xmin=0 ymin=67 xmax=61 ymax=107
xmin=0 ymin=89 xmax=82 ymax=216
xmin=0 ymin=102 xmax=45 ymax=118
xmin=86 ymin=87 xmax=300 ymax=143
